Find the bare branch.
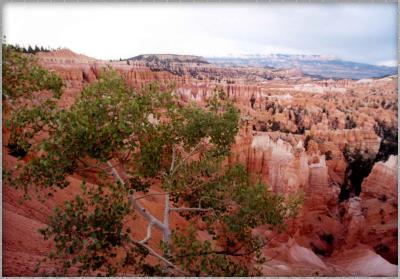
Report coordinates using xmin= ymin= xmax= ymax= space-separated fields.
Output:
xmin=198 ymin=195 xmax=220 ymax=209
xmin=139 ymin=221 xmax=154 ymax=244
xmin=174 ymin=248 xmax=252 ymax=258
xmin=115 ymin=150 xmax=131 ymax=164
xmin=132 ymin=241 xmax=188 ymax=276
xmin=77 ymin=158 xmax=91 ymax=168
xmin=169 ymin=145 xmax=176 ymax=173
xmin=170 ymin=140 xmax=203 ymax=175
xmin=77 ymin=161 xmax=119 ymax=172
xmin=108 ymin=161 xmax=125 ymax=184
xmin=129 ymin=195 xmax=167 ymax=231
xmin=163 ymin=193 xmax=171 ymax=246
xmin=107 ymin=161 xmax=167 ymax=232
xmin=95 ymin=163 xmax=121 ymax=171
xmin=134 ymin=192 xmax=170 ymax=201
xmin=170 ymin=207 xmax=213 ymax=212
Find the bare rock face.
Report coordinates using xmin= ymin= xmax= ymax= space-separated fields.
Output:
xmin=328 ymin=244 xmax=398 ymax=276
xmin=37 ymin=49 xmax=182 ymax=93
xmin=249 ymin=133 xmax=295 ymax=191
xmin=37 ymin=49 xmax=98 ymax=88
xmin=260 ymin=238 xmax=330 ymax=275
xmin=359 ymin=155 xmax=398 ymax=264
xmin=341 ymin=197 xmax=366 ymax=247
xmin=176 ymin=83 xmax=263 ymax=105
xmin=229 ymin=130 xmax=312 ymax=196
xmin=308 ymin=128 xmax=381 ymax=155
xmin=361 ymin=155 xmax=397 ymax=199
xmin=321 ymin=141 xmax=347 ymax=185
xmin=307 ymin=156 xmax=330 ymax=203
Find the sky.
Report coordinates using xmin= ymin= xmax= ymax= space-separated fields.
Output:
xmin=3 ymin=3 xmax=397 ymax=66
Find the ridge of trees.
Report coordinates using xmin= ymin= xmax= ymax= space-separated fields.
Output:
xmin=6 ymin=43 xmax=59 ymax=54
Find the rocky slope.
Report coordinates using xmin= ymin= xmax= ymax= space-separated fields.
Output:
xmin=3 ymin=49 xmax=398 ymax=276
xmin=359 ymin=155 xmax=398 ymax=264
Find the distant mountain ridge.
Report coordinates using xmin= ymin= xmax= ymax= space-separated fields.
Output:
xmin=207 ymin=54 xmax=397 ymax=80
xmin=213 ymin=53 xmax=338 ymax=61
xmin=130 ymin=54 xmax=209 ymax=64
xmin=126 ymin=53 xmax=396 ymax=80
xmin=126 ymin=53 xmax=302 ymax=81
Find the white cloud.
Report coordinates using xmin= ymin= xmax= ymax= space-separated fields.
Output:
xmin=3 ymin=3 xmax=396 ymax=65
xmin=376 ymin=60 xmax=397 ymax=67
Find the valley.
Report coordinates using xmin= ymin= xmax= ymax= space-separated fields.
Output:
xmin=3 ymin=49 xmax=398 ymax=276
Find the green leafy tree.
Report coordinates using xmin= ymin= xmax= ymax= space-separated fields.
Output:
xmin=2 ymin=44 xmax=64 ymax=101
xmin=3 ymin=43 xmax=64 ymax=158
xmin=5 ymin=68 xmax=302 ymax=276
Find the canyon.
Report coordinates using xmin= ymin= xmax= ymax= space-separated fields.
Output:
xmin=3 ymin=49 xmax=398 ymax=276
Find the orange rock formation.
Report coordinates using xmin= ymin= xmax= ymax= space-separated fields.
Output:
xmin=3 ymin=49 xmax=397 ymax=276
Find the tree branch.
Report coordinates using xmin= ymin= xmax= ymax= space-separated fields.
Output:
xmin=198 ymin=195 xmax=220 ymax=209
xmin=134 ymin=192 xmax=170 ymax=201
xmin=174 ymin=248 xmax=252 ymax=259
xmin=129 ymin=195 xmax=167 ymax=231
xmin=77 ymin=158 xmax=91 ymax=168
xmin=107 ymin=160 xmax=125 ymax=184
xmin=107 ymin=160 xmax=167 ymax=232
xmin=124 ymin=150 xmax=132 ymax=161
xmin=169 ymin=145 xmax=176 ymax=173
xmin=107 ymin=159 xmax=212 ymax=265
xmin=163 ymin=193 xmax=171 ymax=246
xmin=139 ymin=221 xmax=154 ymax=244
xmin=170 ymin=140 xmax=203 ymax=175
xmin=169 ymin=207 xmax=213 ymax=212
xmin=132 ymin=241 xmax=188 ymax=276
xmin=77 ymin=161 xmax=119 ymax=172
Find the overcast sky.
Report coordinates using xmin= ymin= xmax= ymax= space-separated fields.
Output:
xmin=3 ymin=3 xmax=397 ymax=66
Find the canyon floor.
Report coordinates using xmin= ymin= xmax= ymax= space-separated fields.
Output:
xmin=3 ymin=49 xmax=398 ymax=276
